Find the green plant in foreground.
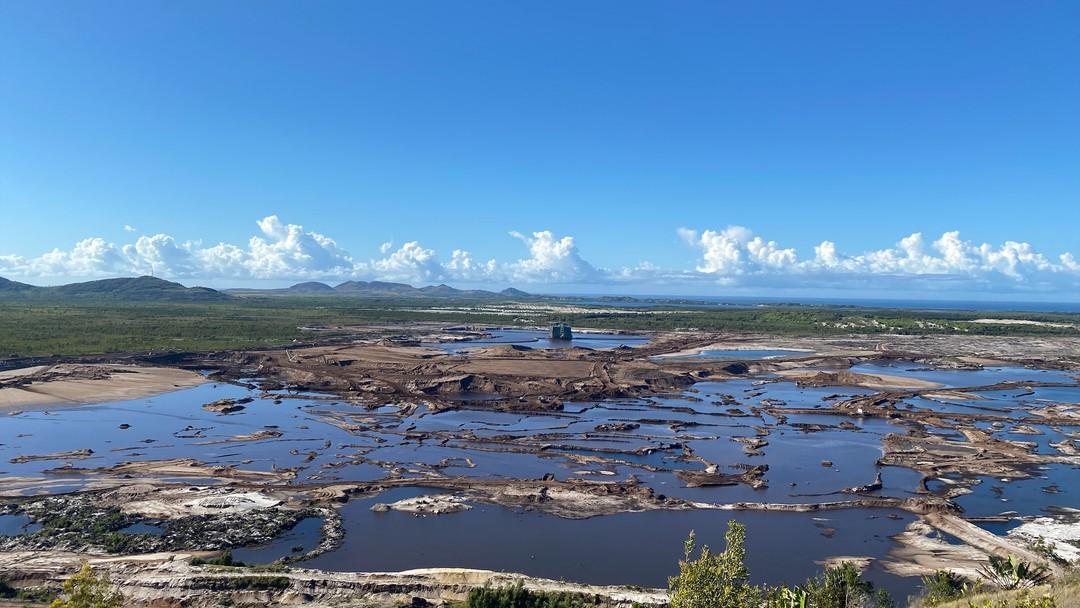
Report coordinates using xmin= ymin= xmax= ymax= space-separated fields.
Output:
xmin=668 ymin=523 xmax=759 ymax=608
xmin=798 ymin=562 xmax=893 ymax=608
xmin=965 ymin=592 xmax=1057 ymax=608
xmin=48 ymin=563 xmax=122 ymax=608
xmin=768 ymin=585 xmax=809 ymax=608
xmin=979 ymin=555 xmax=1051 ymax=591
xmin=921 ymin=570 xmax=973 ymax=605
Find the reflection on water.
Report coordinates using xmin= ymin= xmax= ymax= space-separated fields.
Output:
xmin=233 ymin=517 xmax=323 ymax=564
xmin=427 ymin=329 xmax=649 ymax=354
xmin=0 ymin=514 xmax=41 ymax=536
xmin=685 ymin=349 xmax=808 ymax=360
xmin=0 ymin=358 xmax=1076 ymax=594
xmin=118 ymin=522 xmax=165 ymax=536
xmin=306 ymin=487 xmax=919 ymax=597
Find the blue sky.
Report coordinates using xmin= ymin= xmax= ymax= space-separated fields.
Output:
xmin=1 ymin=2 xmax=1078 ymax=298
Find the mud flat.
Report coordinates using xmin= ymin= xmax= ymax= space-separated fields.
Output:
xmin=0 ymin=327 xmax=1078 ymax=601
xmin=0 ymin=364 xmax=205 ymax=409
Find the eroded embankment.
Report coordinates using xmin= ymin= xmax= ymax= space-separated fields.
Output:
xmin=0 ymin=551 xmax=669 ymax=608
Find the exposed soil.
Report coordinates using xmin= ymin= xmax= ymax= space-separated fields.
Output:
xmin=0 ymin=364 xmax=205 ymax=409
xmin=0 ymin=326 xmax=1078 ymax=604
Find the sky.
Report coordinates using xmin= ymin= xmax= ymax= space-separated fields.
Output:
xmin=1 ymin=2 xmax=1078 ymax=299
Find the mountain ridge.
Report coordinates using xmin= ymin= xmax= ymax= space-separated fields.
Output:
xmin=0 ymin=276 xmax=535 ymax=301
xmin=0 ymin=276 xmax=230 ymax=301
xmin=230 ymin=280 xmax=533 ymax=299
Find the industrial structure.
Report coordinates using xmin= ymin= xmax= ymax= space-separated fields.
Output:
xmin=550 ymin=323 xmax=573 ymax=341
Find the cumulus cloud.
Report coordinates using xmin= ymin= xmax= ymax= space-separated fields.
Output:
xmin=678 ymin=225 xmax=1079 ymax=291
xmin=371 ymin=241 xmax=445 ymax=282
xmin=1 ymin=216 xmax=1076 ymax=294
xmin=507 ymin=230 xmax=597 ymax=282
xmin=123 ymin=224 xmax=136 ymax=233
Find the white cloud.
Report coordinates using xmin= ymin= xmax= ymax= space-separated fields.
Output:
xmin=507 ymin=230 xmax=597 ymax=283
xmin=0 ymin=217 xmax=1077 ymax=295
xmin=123 ymin=224 xmax=136 ymax=233
xmin=122 ymin=234 xmax=198 ymax=276
xmin=371 ymin=241 xmax=444 ymax=282
xmin=446 ymin=249 xmax=498 ymax=282
xmin=678 ymin=225 xmax=1080 ymax=292
xmin=243 ymin=215 xmax=356 ymax=278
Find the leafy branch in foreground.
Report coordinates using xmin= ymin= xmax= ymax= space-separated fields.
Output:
xmin=669 ymin=523 xmax=759 ymax=608
xmin=920 ymin=570 xmax=972 ymax=605
xmin=48 ymin=563 xmax=122 ymax=608
xmin=979 ymin=555 xmax=1051 ymax=591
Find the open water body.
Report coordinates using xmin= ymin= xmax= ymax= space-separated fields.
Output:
xmin=679 ymin=349 xmax=810 ymax=360
xmin=305 ymin=486 xmax=921 ymax=598
xmin=426 ymin=329 xmax=649 ymax=354
xmin=1 ymin=360 xmax=1077 ymax=596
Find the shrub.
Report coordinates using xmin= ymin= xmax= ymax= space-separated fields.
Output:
xmin=462 ymin=581 xmax=596 ymax=608
xmin=190 ymin=576 xmax=290 ymax=591
xmin=191 ymin=549 xmax=242 ymax=567
xmin=48 ymin=563 xmax=123 ymax=608
xmin=668 ymin=522 xmax=759 ymax=608
xmin=979 ymin=556 xmax=1051 ymax=591
xmin=921 ymin=570 xmax=972 ymax=605
xmin=801 ymin=562 xmax=893 ymax=608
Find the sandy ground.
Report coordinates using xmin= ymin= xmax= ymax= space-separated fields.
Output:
xmin=655 ymin=342 xmax=821 ymax=359
xmin=774 ymin=368 xmax=943 ymax=390
xmin=971 ymin=318 xmax=1077 ymax=329
xmin=0 ymin=364 xmax=205 ymax=409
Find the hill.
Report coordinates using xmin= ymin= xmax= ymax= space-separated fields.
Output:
xmin=0 ymin=277 xmax=34 ymax=292
xmin=228 ymin=280 xmax=534 ymax=299
xmin=286 ymin=281 xmax=335 ymax=293
xmin=0 ymin=276 xmax=231 ymax=302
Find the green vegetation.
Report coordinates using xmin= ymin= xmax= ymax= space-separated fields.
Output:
xmin=951 ymin=576 xmax=1079 ymax=608
xmin=793 ymin=562 xmax=895 ymax=608
xmin=459 ymin=582 xmax=598 ymax=608
xmin=34 ymin=530 xmax=1078 ymax=608
xmin=0 ymin=276 xmax=228 ymax=302
xmin=669 ymin=525 xmax=758 ymax=608
xmin=191 ymin=549 xmax=240 ymax=567
xmin=664 ymin=523 xmax=1069 ymax=608
xmin=0 ymin=576 xmax=55 ymax=603
xmin=189 ymin=550 xmax=290 ymax=572
xmin=48 ymin=563 xmax=122 ymax=608
xmin=669 ymin=522 xmax=894 ymax=608
xmin=963 ymin=594 xmax=1057 ymax=608
xmin=1 ymin=295 xmax=1078 ymax=357
xmin=920 ymin=571 xmax=972 ymax=606
xmin=978 ymin=556 xmax=1051 ymax=591
xmin=190 ymin=575 xmax=291 ymax=591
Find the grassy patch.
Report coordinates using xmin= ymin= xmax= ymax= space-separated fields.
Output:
xmin=0 ymin=297 xmax=1078 ymax=357
xmin=924 ymin=575 xmax=1080 ymax=608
